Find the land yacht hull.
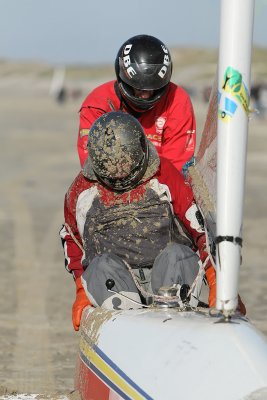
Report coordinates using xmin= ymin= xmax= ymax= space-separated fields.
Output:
xmin=75 ymin=306 xmax=267 ymax=400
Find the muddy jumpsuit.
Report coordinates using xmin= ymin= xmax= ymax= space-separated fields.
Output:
xmin=60 ymin=157 xmax=210 ymax=310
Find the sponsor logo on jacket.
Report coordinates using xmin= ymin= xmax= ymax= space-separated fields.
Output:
xmin=79 ymin=129 xmax=90 ymax=138
xmin=155 ymin=116 xmax=166 ymax=133
xmin=146 ymin=117 xmax=166 ymax=146
xmin=185 ymin=129 xmax=195 ymax=151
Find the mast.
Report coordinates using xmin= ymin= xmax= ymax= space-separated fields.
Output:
xmin=216 ymin=0 xmax=255 ymax=315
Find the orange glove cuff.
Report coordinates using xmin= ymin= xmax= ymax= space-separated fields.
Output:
xmin=205 ymin=263 xmax=216 ymax=308
xmin=205 ymin=266 xmax=246 ymax=315
xmin=237 ymin=294 xmax=246 ymax=315
xmin=72 ymin=277 xmax=91 ymax=331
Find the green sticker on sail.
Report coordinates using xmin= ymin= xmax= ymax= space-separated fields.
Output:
xmin=222 ymin=67 xmax=249 ymax=114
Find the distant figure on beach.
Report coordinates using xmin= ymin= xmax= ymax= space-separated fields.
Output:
xmin=50 ymin=66 xmax=66 ymax=104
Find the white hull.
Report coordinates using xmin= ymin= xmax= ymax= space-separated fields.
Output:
xmin=76 ymin=306 xmax=267 ymax=400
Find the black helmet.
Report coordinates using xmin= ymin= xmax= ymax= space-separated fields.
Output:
xmin=115 ymin=34 xmax=172 ymax=112
xmin=82 ymin=111 xmax=160 ymax=191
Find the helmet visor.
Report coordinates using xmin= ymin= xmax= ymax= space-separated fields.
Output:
xmin=118 ymin=58 xmax=171 ymax=90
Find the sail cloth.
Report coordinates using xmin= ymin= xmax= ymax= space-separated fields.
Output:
xmin=187 ymin=76 xmax=218 ymax=244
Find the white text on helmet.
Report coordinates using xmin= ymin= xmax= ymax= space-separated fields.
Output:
xmin=158 ymin=45 xmax=170 ymax=79
xmin=123 ymin=44 xmax=137 ymax=78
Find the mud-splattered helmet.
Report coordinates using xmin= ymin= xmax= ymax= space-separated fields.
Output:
xmin=82 ymin=111 xmax=160 ymax=191
xmin=115 ymin=34 xmax=172 ymax=112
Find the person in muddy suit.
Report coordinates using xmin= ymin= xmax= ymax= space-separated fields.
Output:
xmin=61 ymin=111 xmax=223 ymax=331
xmin=77 ymin=34 xmax=196 ymax=174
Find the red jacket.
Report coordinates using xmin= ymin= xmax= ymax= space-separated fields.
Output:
xmin=60 ymin=157 xmax=208 ymax=279
xmin=77 ymin=81 xmax=196 ymax=172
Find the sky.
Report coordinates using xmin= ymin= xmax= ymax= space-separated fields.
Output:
xmin=0 ymin=0 xmax=267 ymax=66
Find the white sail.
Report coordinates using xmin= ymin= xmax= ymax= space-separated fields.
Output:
xmin=188 ymin=75 xmax=218 ymax=243
xmin=49 ymin=65 xmax=66 ymax=101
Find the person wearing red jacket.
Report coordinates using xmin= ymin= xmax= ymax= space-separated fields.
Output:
xmin=77 ymin=34 xmax=196 ymax=173
xmin=60 ymin=111 xmax=222 ymax=331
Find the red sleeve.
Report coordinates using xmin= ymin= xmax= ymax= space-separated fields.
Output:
xmin=60 ymin=223 xmax=84 ymax=280
xmin=161 ymin=86 xmax=196 ymax=172
xmin=77 ymin=81 xmax=118 ymax=167
xmin=78 ymin=106 xmax=107 ymax=167
xmin=59 ymin=173 xmax=90 ymax=279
